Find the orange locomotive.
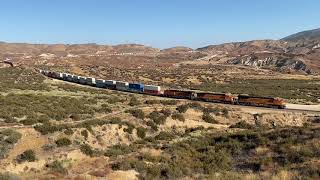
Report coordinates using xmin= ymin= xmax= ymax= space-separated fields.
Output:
xmin=237 ymin=95 xmax=286 ymax=109
xmin=196 ymin=92 xmax=236 ymax=104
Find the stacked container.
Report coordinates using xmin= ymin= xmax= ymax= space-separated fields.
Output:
xmin=129 ymin=83 xmax=144 ymax=92
xmin=86 ymin=77 xmax=96 ymax=86
xmin=79 ymin=77 xmax=87 ymax=84
xmin=144 ymin=85 xmax=162 ymax=95
xmin=116 ymin=81 xmax=129 ymax=91
xmin=96 ymin=79 xmax=105 ymax=88
xmin=105 ymin=80 xmax=116 ymax=89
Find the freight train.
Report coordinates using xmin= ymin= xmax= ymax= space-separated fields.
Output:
xmin=40 ymin=70 xmax=286 ymax=109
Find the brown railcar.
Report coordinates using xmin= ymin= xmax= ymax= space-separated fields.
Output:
xmin=196 ymin=92 xmax=236 ymax=104
xmin=163 ymin=89 xmax=195 ymax=99
xmin=238 ymin=95 xmax=286 ymax=109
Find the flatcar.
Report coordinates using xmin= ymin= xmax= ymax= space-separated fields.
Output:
xmin=196 ymin=92 xmax=236 ymax=104
xmin=129 ymin=83 xmax=144 ymax=92
xmin=144 ymin=85 xmax=162 ymax=95
xmin=163 ymin=89 xmax=196 ymax=99
xmin=237 ymin=95 xmax=286 ymax=109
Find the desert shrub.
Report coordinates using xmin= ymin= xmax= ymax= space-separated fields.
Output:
xmin=80 ymin=144 xmax=98 ymax=157
xmin=17 ymin=149 xmax=36 ymax=163
xmin=171 ymin=113 xmax=185 ymax=122
xmin=96 ymin=104 xmax=112 ymax=113
xmin=105 ymin=144 xmax=135 ymax=157
xmin=145 ymin=100 xmax=160 ymax=105
xmin=148 ymin=111 xmax=167 ymax=125
xmin=176 ymin=104 xmax=189 ymax=113
xmin=108 ymin=96 xmax=122 ymax=104
xmin=0 ymin=129 xmax=22 ymax=159
xmin=202 ymin=113 xmax=218 ymax=124
xmin=0 ymin=172 xmax=20 ymax=180
xmin=230 ymin=121 xmax=254 ymax=129
xmin=70 ymin=114 xmax=81 ymax=121
xmin=160 ymin=100 xmax=178 ymax=105
xmin=124 ymin=123 xmax=135 ymax=134
xmin=81 ymin=130 xmax=89 ymax=139
xmin=137 ymin=127 xmax=147 ymax=139
xmin=20 ymin=118 xmax=38 ymax=125
xmin=129 ymin=96 xmax=141 ymax=106
xmin=187 ymin=102 xmax=203 ymax=110
xmin=126 ymin=109 xmax=145 ymax=119
xmin=155 ymin=131 xmax=175 ymax=141
xmin=46 ymin=160 xmax=67 ymax=174
xmin=146 ymin=121 xmax=158 ymax=131
xmin=55 ymin=137 xmax=72 ymax=147
xmin=64 ymin=128 xmax=74 ymax=135
xmin=160 ymin=108 xmax=172 ymax=117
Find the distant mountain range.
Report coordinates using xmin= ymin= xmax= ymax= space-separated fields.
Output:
xmin=1 ymin=28 xmax=320 ymax=73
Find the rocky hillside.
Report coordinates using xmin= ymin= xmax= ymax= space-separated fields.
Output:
xmin=196 ymin=29 xmax=320 ymax=74
xmin=282 ymin=28 xmax=320 ymax=44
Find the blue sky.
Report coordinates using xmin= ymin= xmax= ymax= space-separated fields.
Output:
xmin=0 ymin=0 xmax=319 ymax=48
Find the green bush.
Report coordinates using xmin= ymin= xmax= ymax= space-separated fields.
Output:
xmin=137 ymin=127 xmax=147 ymax=139
xmin=126 ymin=109 xmax=145 ymax=119
xmin=81 ymin=130 xmax=89 ymax=139
xmin=202 ymin=113 xmax=218 ymax=124
xmin=105 ymin=144 xmax=135 ymax=157
xmin=46 ymin=160 xmax=67 ymax=174
xmin=176 ymin=104 xmax=189 ymax=113
xmin=147 ymin=111 xmax=167 ymax=125
xmin=230 ymin=121 xmax=254 ymax=129
xmin=172 ymin=113 xmax=185 ymax=122
xmin=146 ymin=121 xmax=158 ymax=131
xmin=129 ymin=96 xmax=141 ymax=106
xmin=80 ymin=144 xmax=98 ymax=157
xmin=55 ymin=137 xmax=72 ymax=147
xmin=160 ymin=109 xmax=172 ymax=117
xmin=155 ymin=131 xmax=175 ymax=141
xmin=17 ymin=149 xmax=36 ymax=163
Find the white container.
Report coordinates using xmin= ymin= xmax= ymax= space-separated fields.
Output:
xmin=144 ymin=85 xmax=161 ymax=91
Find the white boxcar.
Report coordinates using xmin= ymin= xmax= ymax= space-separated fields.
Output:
xmin=116 ymin=81 xmax=129 ymax=91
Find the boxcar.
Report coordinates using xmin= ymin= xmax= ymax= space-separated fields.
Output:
xmin=116 ymin=81 xmax=129 ymax=91
xmin=196 ymin=92 xmax=236 ymax=104
xmin=237 ymin=95 xmax=286 ymax=109
xmin=105 ymin=80 xmax=116 ymax=89
xmin=86 ymin=77 xmax=96 ymax=86
xmin=163 ymin=89 xmax=196 ymax=99
xmin=144 ymin=85 xmax=161 ymax=95
xmin=128 ymin=83 xmax=144 ymax=92
xmin=95 ymin=79 xmax=105 ymax=88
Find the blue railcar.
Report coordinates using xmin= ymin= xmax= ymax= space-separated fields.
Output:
xmin=128 ymin=83 xmax=144 ymax=92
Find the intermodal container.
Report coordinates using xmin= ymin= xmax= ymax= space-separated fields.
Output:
xmin=86 ymin=77 xmax=96 ymax=86
xmin=144 ymin=85 xmax=161 ymax=95
xmin=79 ymin=77 xmax=87 ymax=84
xmin=105 ymin=80 xmax=116 ymax=89
xmin=116 ymin=81 xmax=129 ymax=91
xmin=72 ymin=76 xmax=80 ymax=83
xmin=66 ymin=74 xmax=74 ymax=82
xmin=129 ymin=83 xmax=144 ymax=92
xmin=96 ymin=79 xmax=105 ymax=88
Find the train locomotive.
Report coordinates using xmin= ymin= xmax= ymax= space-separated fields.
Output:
xmin=40 ymin=70 xmax=286 ymax=109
